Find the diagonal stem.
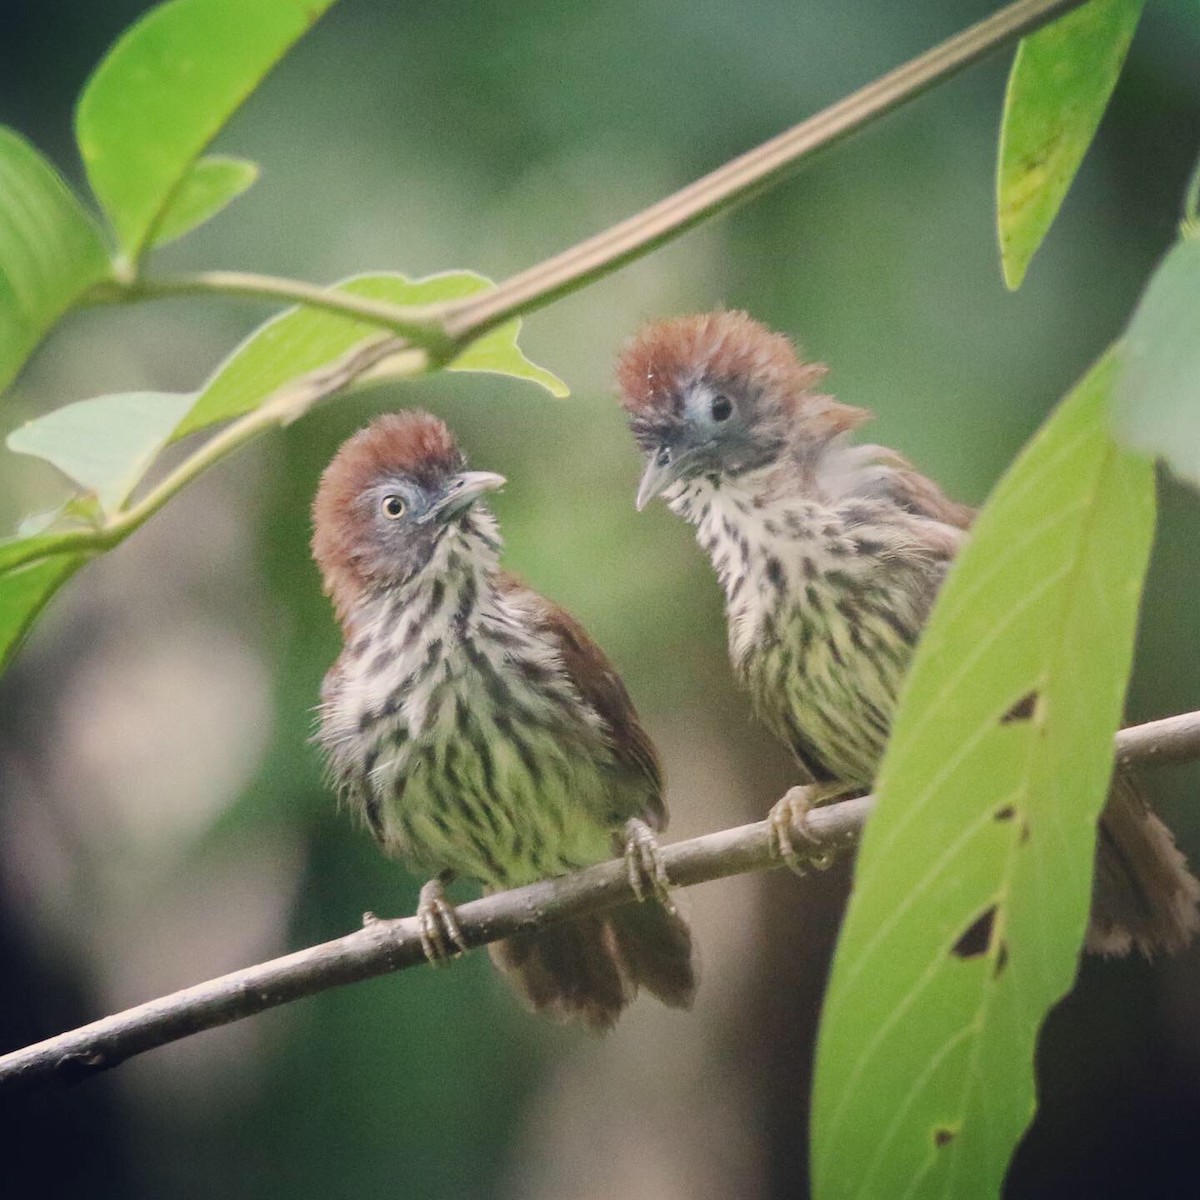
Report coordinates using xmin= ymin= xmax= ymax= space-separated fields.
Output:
xmin=104 ymin=0 xmax=1087 ymax=357
xmin=89 ymin=272 xmax=452 ymax=355
xmin=0 ymin=334 xmax=408 ymax=573
xmin=440 ymin=0 xmax=1086 ymax=343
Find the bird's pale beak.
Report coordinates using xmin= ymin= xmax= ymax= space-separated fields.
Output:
xmin=429 ymin=470 xmax=506 ymax=522
xmin=636 ymin=447 xmax=682 ymax=511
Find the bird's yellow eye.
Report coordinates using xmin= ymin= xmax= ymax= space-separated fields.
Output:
xmin=381 ymin=494 xmax=406 ymax=520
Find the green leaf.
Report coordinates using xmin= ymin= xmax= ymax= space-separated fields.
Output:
xmin=0 ymin=128 xmax=111 ymax=393
xmin=76 ymin=0 xmax=338 ymax=262
xmin=0 ymin=530 xmax=87 ymax=573
xmin=1112 ymin=237 xmax=1200 ymax=486
xmin=0 ymin=525 xmax=101 ymax=676
xmin=7 ymin=392 xmax=195 ymax=514
xmin=812 ymin=351 xmax=1154 ymax=1200
xmin=173 ymin=271 xmax=568 ymax=439
xmin=997 ymin=0 xmax=1144 ymax=290
xmin=432 ymin=301 xmax=567 ymax=399
xmin=150 ymin=154 xmax=260 ymax=247
xmin=0 ymin=552 xmax=87 ymax=673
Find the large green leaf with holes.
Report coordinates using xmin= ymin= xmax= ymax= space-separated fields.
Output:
xmin=0 ymin=128 xmax=111 ymax=393
xmin=997 ymin=0 xmax=1144 ymax=289
xmin=812 ymin=349 xmax=1154 ymax=1200
xmin=76 ymin=0 xmax=337 ymax=262
xmin=173 ymin=271 xmax=567 ymax=438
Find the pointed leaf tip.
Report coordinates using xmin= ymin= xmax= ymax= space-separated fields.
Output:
xmin=175 ymin=270 xmax=567 ymax=439
xmin=151 ymin=155 xmax=260 ymax=247
xmin=997 ymin=0 xmax=1144 ymax=289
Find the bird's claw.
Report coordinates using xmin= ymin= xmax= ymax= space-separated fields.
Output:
xmin=417 ymin=878 xmax=468 ymax=965
xmin=623 ymin=818 xmax=674 ymax=909
xmin=767 ymin=784 xmax=841 ymax=876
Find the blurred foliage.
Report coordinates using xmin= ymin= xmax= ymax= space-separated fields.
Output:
xmin=1115 ymin=234 xmax=1200 ymax=486
xmin=0 ymin=0 xmax=567 ymax=673
xmin=1 ymin=2 xmax=1200 ymax=1199
xmin=0 ymin=127 xmax=109 ymax=392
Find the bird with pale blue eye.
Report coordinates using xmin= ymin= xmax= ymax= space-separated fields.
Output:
xmin=311 ymin=410 xmax=696 ymax=1030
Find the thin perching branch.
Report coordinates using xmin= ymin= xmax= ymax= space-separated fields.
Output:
xmin=2 ymin=710 xmax=1197 ymax=1096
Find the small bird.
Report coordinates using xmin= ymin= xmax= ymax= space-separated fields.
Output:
xmin=312 ymin=410 xmax=695 ymax=1029
xmin=617 ymin=310 xmax=1200 ymax=957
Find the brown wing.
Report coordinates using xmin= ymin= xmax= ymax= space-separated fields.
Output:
xmin=884 ymin=456 xmax=976 ymax=532
xmin=866 ymin=450 xmax=976 ymax=564
xmin=496 ymin=571 xmax=667 ymax=831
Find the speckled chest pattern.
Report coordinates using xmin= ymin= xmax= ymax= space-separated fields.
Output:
xmin=317 ymin=522 xmax=621 ymax=889
xmin=669 ymin=460 xmax=946 ymax=786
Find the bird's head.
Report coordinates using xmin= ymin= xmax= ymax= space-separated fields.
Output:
xmin=616 ymin=310 xmax=868 ymax=509
xmin=311 ymin=410 xmax=504 ymax=624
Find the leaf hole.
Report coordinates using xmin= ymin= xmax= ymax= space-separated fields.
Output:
xmin=933 ymin=1126 xmax=957 ymax=1148
xmin=994 ymin=804 xmax=1016 ymax=823
xmin=952 ymin=905 xmax=997 ymax=959
xmin=994 ymin=940 xmax=1010 ymax=978
xmin=1000 ymin=690 xmax=1040 ymax=724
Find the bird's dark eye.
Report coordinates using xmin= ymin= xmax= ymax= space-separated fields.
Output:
xmin=381 ymin=494 xmax=406 ymax=520
xmin=711 ymin=394 xmax=733 ymax=422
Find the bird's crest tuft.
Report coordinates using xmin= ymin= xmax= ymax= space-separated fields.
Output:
xmin=616 ymin=310 xmax=867 ymax=442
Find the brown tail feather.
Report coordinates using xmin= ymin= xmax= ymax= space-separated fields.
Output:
xmin=1088 ymin=768 xmax=1200 ymax=958
xmin=488 ymin=901 xmax=696 ymax=1031
xmin=609 ymin=898 xmax=697 ymax=1009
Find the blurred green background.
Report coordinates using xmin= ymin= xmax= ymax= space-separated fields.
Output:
xmin=2 ymin=1 xmax=1200 ymax=1196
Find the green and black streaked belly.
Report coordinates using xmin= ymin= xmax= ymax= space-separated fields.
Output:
xmin=324 ymin=599 xmax=625 ymax=890
xmin=368 ymin=707 xmax=620 ymax=889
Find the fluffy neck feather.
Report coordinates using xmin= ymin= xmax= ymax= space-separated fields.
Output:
xmin=323 ymin=504 xmax=599 ymax=760
xmin=667 ymin=438 xmax=941 ymax=667
xmin=665 ymin=438 xmax=953 ymax=784
xmin=343 ymin=507 xmax=502 ymax=644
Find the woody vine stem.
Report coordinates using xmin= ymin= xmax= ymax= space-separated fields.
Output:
xmin=123 ymin=0 xmax=1088 ymax=347
xmin=1 ymin=711 xmax=1198 ymax=1094
xmin=5 ymin=0 xmax=1089 ymax=580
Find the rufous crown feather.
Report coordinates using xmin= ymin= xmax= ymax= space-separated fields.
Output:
xmin=311 ymin=411 xmax=466 ymax=625
xmin=617 ymin=310 xmax=868 ymax=445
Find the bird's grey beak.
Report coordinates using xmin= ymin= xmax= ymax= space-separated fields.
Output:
xmin=429 ymin=470 xmax=506 ymax=522
xmin=636 ymin=447 xmax=682 ymax=511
